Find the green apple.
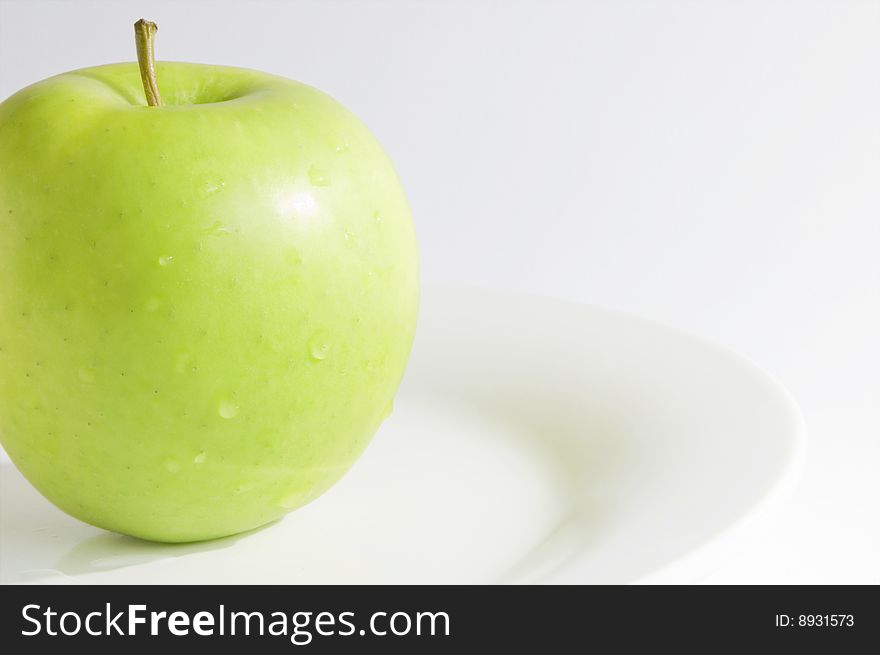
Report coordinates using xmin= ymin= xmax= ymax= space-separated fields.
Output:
xmin=0 ymin=21 xmax=418 ymax=542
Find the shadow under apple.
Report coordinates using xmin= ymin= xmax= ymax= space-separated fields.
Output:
xmin=0 ymin=458 xmax=269 ymax=582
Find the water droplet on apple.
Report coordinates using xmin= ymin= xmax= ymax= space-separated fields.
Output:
xmin=158 ymin=255 xmax=173 ymax=266
xmin=163 ymin=458 xmax=180 ymax=474
xmin=208 ymin=221 xmax=232 ymax=237
xmin=218 ymin=401 xmax=239 ymax=419
xmin=175 ymin=352 xmax=192 ymax=374
xmin=202 ymin=178 xmax=226 ymax=195
xmin=284 ymin=248 xmax=303 ymax=266
xmin=233 ymin=481 xmax=255 ymax=495
xmin=334 ymin=142 xmax=350 ymax=154
xmin=194 ymin=452 xmax=207 ymax=465
xmin=373 ymin=210 xmax=382 ymax=224
xmin=308 ymin=165 xmax=331 ymax=187
xmin=276 ymin=490 xmax=306 ymax=509
xmin=308 ymin=330 xmax=332 ymax=361
xmin=145 ymin=297 xmax=161 ymax=313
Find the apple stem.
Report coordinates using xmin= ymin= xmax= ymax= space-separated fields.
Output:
xmin=134 ymin=19 xmax=162 ymax=107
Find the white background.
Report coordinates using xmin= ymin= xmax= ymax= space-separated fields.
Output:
xmin=1 ymin=0 xmax=877 ymax=583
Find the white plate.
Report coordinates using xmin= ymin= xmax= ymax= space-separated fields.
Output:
xmin=0 ymin=287 xmax=805 ymax=584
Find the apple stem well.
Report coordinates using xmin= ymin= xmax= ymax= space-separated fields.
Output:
xmin=134 ymin=19 xmax=162 ymax=107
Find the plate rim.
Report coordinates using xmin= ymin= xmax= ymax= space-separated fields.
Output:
xmin=426 ymin=285 xmax=808 ymax=584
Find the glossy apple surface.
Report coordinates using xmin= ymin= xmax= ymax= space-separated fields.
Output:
xmin=0 ymin=62 xmax=418 ymax=542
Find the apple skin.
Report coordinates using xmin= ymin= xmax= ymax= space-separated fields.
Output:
xmin=0 ymin=63 xmax=418 ymax=542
